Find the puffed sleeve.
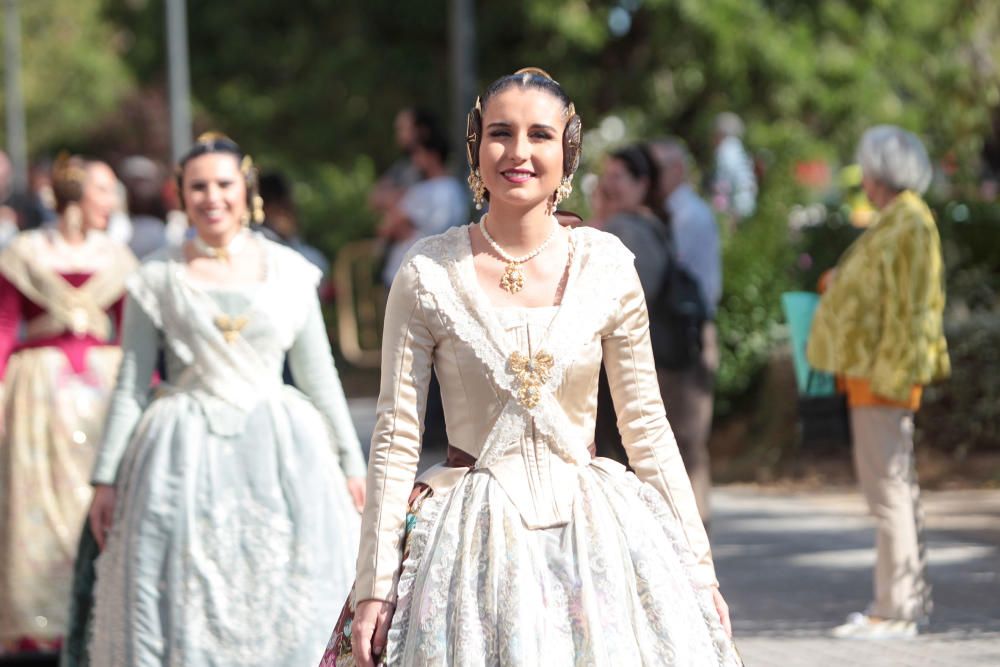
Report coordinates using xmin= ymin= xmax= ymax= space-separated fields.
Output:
xmin=602 ymin=263 xmax=718 ymax=588
xmin=355 ymin=258 xmax=436 ymax=603
xmin=287 ymin=295 xmax=367 ymax=479
xmin=90 ymin=293 xmax=161 ymax=484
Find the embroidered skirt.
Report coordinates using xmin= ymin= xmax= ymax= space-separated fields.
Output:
xmin=0 ymin=346 xmax=120 ymax=647
xmin=322 ymin=462 xmax=741 ymax=666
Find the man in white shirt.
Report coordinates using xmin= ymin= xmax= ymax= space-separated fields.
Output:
xmin=648 ymin=138 xmax=722 ymax=527
xmin=711 ymin=112 xmax=757 ymax=221
xmin=379 ymin=129 xmax=468 ymax=287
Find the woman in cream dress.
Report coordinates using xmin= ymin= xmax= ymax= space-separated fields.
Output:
xmin=328 ymin=69 xmax=740 ymax=666
xmin=0 ymin=157 xmax=136 ymax=655
xmin=86 ymin=134 xmax=366 ymax=666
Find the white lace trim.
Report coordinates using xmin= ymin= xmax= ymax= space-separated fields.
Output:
xmin=385 ymin=491 xmax=449 ymax=665
xmin=126 ymin=266 xmax=195 ymax=366
xmin=407 ymin=225 xmax=632 ymax=469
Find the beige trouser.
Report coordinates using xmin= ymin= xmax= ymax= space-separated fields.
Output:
xmin=658 ymin=322 xmax=718 ymax=525
xmin=850 ymin=406 xmax=931 ymax=622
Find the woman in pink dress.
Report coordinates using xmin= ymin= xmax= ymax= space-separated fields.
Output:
xmin=0 ymin=155 xmax=136 ymax=654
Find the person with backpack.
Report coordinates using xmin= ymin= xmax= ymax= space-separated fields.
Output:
xmin=592 ymin=143 xmax=714 ymax=520
xmin=592 ymin=146 xmax=669 ymax=464
xmin=648 ymin=138 xmax=721 ymax=528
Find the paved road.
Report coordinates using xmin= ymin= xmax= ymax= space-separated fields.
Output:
xmin=350 ymin=398 xmax=1000 ymax=665
xmin=714 ymin=486 xmax=1000 ymax=666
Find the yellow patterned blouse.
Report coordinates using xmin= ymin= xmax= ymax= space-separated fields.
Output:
xmin=807 ymin=191 xmax=950 ymax=404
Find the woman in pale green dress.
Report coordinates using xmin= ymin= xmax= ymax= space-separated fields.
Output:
xmin=83 ymin=134 xmax=367 ymax=666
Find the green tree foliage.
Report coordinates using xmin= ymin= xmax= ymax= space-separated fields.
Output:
xmin=71 ymin=1 xmax=1000 ymax=212
xmin=20 ymin=0 xmax=1000 ymax=210
xmin=0 ymin=0 xmax=132 ymax=154
xmin=15 ymin=1 xmax=1000 ymax=410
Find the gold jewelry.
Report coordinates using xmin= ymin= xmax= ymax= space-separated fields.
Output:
xmin=545 ymin=176 xmax=574 ymax=216
xmin=214 ymin=314 xmax=249 ymax=343
xmin=508 ymin=350 xmax=554 ymax=408
xmin=192 ymin=230 xmax=250 ymax=262
xmin=479 ymin=213 xmax=559 ymax=294
xmin=468 ymin=169 xmax=487 ymax=210
xmin=252 ymin=194 xmax=265 ymax=224
xmin=554 ymin=176 xmax=573 ymax=206
xmin=196 ymin=131 xmax=231 ymax=144
xmin=514 ymin=66 xmax=555 ymax=80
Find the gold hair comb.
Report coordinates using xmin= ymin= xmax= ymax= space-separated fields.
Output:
xmin=514 ymin=66 xmax=554 ymax=79
xmin=195 ymin=131 xmax=233 ymax=144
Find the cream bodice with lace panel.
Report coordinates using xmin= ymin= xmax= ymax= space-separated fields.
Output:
xmin=355 ymin=224 xmax=716 ymax=603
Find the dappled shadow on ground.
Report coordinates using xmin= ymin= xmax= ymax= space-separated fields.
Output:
xmin=713 ymin=487 xmax=1000 ymax=639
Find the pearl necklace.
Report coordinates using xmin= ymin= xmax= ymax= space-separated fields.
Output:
xmin=479 ymin=214 xmax=559 ymax=294
xmin=192 ymin=230 xmax=250 ymax=262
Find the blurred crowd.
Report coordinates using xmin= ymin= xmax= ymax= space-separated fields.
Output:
xmin=0 ymin=150 xmax=330 ymax=281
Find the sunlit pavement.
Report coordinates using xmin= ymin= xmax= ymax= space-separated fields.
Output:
xmin=349 ymin=398 xmax=1000 ymax=665
xmin=713 ymin=486 xmax=1000 ymax=666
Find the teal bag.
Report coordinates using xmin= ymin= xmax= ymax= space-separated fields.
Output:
xmin=781 ymin=291 xmax=835 ymax=397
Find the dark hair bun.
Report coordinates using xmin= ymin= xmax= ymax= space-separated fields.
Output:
xmin=51 ymin=153 xmax=89 ymax=213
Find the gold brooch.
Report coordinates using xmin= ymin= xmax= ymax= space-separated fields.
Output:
xmin=214 ymin=314 xmax=249 ymax=343
xmin=508 ymin=350 xmax=554 ymax=409
xmin=499 ymin=264 xmax=525 ymax=293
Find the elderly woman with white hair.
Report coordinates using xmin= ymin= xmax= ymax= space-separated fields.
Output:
xmin=808 ymin=125 xmax=950 ymax=639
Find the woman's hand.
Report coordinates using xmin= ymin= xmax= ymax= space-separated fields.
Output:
xmin=89 ymin=484 xmax=117 ymax=550
xmin=712 ymin=587 xmax=732 ymax=637
xmin=351 ymin=599 xmax=395 ymax=666
xmin=347 ymin=477 xmax=366 ymax=513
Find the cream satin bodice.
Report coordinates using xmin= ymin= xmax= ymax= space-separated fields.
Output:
xmin=356 ymin=225 xmax=716 ymax=603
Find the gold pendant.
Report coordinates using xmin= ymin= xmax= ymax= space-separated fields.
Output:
xmin=214 ymin=314 xmax=249 ymax=343
xmin=500 ymin=262 xmax=525 ymax=294
xmin=508 ymin=350 xmax=554 ymax=408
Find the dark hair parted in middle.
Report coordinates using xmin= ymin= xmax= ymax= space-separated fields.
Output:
xmin=465 ymin=68 xmax=583 ymax=185
xmin=175 ymin=132 xmax=263 ymax=224
xmin=609 ymin=143 xmax=665 ymax=222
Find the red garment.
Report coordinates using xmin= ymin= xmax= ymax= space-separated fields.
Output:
xmin=0 ymin=272 xmax=125 ymax=378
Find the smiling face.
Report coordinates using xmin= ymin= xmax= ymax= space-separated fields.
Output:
xmin=79 ymin=162 xmax=120 ymax=231
xmin=478 ymin=87 xmax=567 ymax=213
xmin=181 ymin=152 xmax=247 ymax=244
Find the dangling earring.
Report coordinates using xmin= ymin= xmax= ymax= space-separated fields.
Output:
xmin=547 ymin=176 xmax=573 ymax=216
xmin=64 ymin=203 xmax=83 ymax=235
xmin=252 ymin=195 xmax=265 ymax=224
xmin=554 ymin=176 xmax=573 ymax=206
xmin=468 ymin=169 xmax=487 ymax=210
